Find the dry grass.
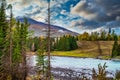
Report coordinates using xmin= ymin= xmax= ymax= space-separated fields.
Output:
xmin=51 ymin=41 xmax=116 ymax=59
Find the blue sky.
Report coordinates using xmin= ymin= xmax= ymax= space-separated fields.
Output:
xmin=6 ymin=0 xmax=120 ymax=34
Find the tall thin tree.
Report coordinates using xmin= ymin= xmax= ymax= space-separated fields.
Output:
xmin=7 ymin=4 xmax=13 ymax=77
xmin=47 ymin=0 xmax=51 ymax=79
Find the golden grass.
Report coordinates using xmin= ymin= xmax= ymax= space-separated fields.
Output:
xmin=51 ymin=50 xmax=98 ymax=58
xmin=51 ymin=41 xmax=115 ymax=59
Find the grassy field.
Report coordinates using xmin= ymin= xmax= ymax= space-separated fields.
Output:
xmin=51 ymin=41 xmax=115 ymax=59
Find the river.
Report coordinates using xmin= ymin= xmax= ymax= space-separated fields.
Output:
xmin=28 ymin=55 xmax=120 ymax=73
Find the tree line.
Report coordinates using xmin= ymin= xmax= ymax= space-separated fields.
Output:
xmin=53 ymin=35 xmax=78 ymax=51
xmin=26 ymin=35 xmax=78 ymax=52
xmin=77 ymin=29 xmax=119 ymax=41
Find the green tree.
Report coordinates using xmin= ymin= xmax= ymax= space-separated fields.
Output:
xmin=0 ymin=0 xmax=10 ymax=79
xmin=0 ymin=0 xmax=8 ymax=64
xmin=111 ymin=40 xmax=118 ymax=57
xmin=54 ymin=35 xmax=78 ymax=51
xmin=90 ymin=32 xmax=99 ymax=41
xmin=69 ymin=36 xmax=78 ymax=50
xmin=106 ymin=33 xmax=112 ymax=40
xmin=20 ymin=18 xmax=29 ymax=80
xmin=12 ymin=18 xmax=30 ymax=80
xmin=11 ymin=20 xmax=23 ymax=80
xmin=36 ymin=49 xmax=47 ymax=80
xmin=100 ymin=30 xmax=106 ymax=40
xmin=2 ymin=4 xmax=13 ymax=79
xmin=111 ymin=30 xmax=118 ymax=40
xmin=117 ymin=44 xmax=120 ymax=56
xmin=82 ymin=32 xmax=89 ymax=40
xmin=53 ymin=37 xmax=59 ymax=50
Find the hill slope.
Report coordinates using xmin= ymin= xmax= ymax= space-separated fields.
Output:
xmin=16 ymin=17 xmax=79 ymax=37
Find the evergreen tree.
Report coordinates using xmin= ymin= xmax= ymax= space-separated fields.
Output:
xmin=12 ymin=19 xmax=29 ymax=80
xmin=108 ymin=27 xmax=111 ymax=34
xmin=117 ymin=44 xmax=120 ymax=56
xmin=64 ymin=36 xmax=70 ymax=51
xmin=100 ymin=30 xmax=106 ymax=40
xmin=20 ymin=18 xmax=29 ymax=80
xmin=106 ymin=33 xmax=112 ymax=40
xmin=0 ymin=0 xmax=8 ymax=64
xmin=0 ymin=0 xmax=10 ymax=79
xmin=2 ymin=4 xmax=13 ymax=79
xmin=111 ymin=30 xmax=118 ymax=40
xmin=111 ymin=40 xmax=118 ymax=57
xmin=89 ymin=32 xmax=99 ymax=41
xmin=70 ymin=36 xmax=78 ymax=50
xmin=36 ymin=49 xmax=47 ymax=79
xmin=12 ymin=21 xmax=21 ymax=63
xmin=54 ymin=35 xmax=78 ymax=51
xmin=53 ymin=37 xmax=59 ymax=50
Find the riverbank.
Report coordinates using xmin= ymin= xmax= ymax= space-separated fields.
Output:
xmin=51 ymin=50 xmax=111 ymax=60
xmin=26 ymin=49 xmax=112 ymax=60
xmin=27 ymin=51 xmax=111 ymax=60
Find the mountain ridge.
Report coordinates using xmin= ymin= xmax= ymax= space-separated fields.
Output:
xmin=16 ymin=17 xmax=79 ymax=37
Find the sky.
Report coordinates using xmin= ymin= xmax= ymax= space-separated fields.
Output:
xmin=6 ymin=0 xmax=120 ymax=34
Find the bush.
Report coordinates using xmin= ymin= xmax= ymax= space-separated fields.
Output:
xmin=115 ymin=70 xmax=120 ymax=79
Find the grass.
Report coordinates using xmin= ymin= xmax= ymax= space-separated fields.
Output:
xmin=114 ymin=56 xmax=120 ymax=59
xmin=51 ymin=41 xmax=115 ymax=59
xmin=51 ymin=50 xmax=98 ymax=58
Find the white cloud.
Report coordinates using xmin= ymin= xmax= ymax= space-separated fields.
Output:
xmin=60 ymin=10 xmax=66 ymax=15
xmin=70 ymin=19 xmax=85 ymax=28
xmin=71 ymin=0 xmax=120 ymax=22
xmin=71 ymin=0 xmax=101 ymax=21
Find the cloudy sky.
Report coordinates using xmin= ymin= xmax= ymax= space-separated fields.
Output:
xmin=6 ymin=0 xmax=120 ymax=34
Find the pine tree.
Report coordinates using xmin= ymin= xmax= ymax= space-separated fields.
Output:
xmin=0 ymin=0 xmax=9 ymax=79
xmin=2 ymin=4 xmax=13 ymax=79
xmin=12 ymin=21 xmax=21 ymax=63
xmin=54 ymin=35 xmax=78 ymax=51
xmin=12 ymin=19 xmax=29 ymax=80
xmin=64 ymin=36 xmax=70 ymax=51
xmin=117 ymin=44 xmax=120 ymax=56
xmin=20 ymin=18 xmax=29 ymax=80
xmin=11 ymin=18 xmax=29 ymax=80
xmin=70 ymin=36 xmax=78 ymax=50
xmin=11 ymin=20 xmax=22 ymax=79
xmin=100 ymin=30 xmax=106 ymax=40
xmin=36 ymin=48 xmax=47 ymax=79
xmin=112 ymin=40 xmax=118 ymax=57
xmin=0 ymin=0 xmax=8 ymax=63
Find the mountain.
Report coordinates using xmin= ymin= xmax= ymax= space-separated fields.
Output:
xmin=16 ymin=17 xmax=79 ymax=37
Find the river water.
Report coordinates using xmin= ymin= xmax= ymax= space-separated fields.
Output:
xmin=28 ymin=55 xmax=120 ymax=73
